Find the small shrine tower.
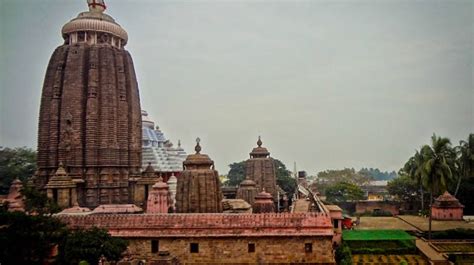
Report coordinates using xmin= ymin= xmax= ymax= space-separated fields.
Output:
xmin=253 ymin=189 xmax=275 ymax=213
xmin=245 ymin=137 xmax=278 ymax=203
xmin=236 ymin=176 xmax=258 ymax=206
xmin=175 ymin=138 xmax=223 ymax=213
xmin=432 ymin=191 xmax=464 ymax=220
xmin=45 ymin=163 xmax=77 ymax=208
xmin=146 ymin=177 xmax=171 ymax=214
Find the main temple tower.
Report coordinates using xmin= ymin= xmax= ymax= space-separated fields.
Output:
xmin=35 ymin=0 xmax=142 ymax=208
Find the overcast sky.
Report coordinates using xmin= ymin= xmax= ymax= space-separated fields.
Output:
xmin=1 ymin=0 xmax=472 ymax=175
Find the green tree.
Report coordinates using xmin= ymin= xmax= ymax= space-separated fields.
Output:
xmin=227 ymin=162 xmax=246 ymax=187
xmin=325 ymin=182 xmax=364 ymax=203
xmin=0 ymin=210 xmax=67 ymax=265
xmin=316 ymin=168 xmax=372 ymax=195
xmin=21 ymin=185 xmax=61 ymax=215
xmin=0 ymin=147 xmax=36 ymax=194
xmin=57 ymin=227 xmax=128 ymax=265
xmin=454 ymin=133 xmax=474 ymax=196
xmin=387 ymin=174 xmax=421 ymax=204
xmin=420 ymin=134 xmax=457 ymax=240
xmin=401 ymin=150 xmax=426 ymax=211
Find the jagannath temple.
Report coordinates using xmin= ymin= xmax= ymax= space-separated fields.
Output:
xmin=4 ymin=1 xmax=342 ymax=264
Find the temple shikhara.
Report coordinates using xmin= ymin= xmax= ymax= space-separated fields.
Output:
xmin=34 ymin=0 xmax=142 ymax=208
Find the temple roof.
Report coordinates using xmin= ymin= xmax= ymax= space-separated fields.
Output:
xmin=45 ymin=164 xmax=76 ymax=189
xmin=255 ymin=189 xmax=273 ymax=201
xmin=239 ymin=177 xmax=257 ymax=187
xmin=141 ymin=110 xmax=187 ymax=172
xmin=183 ymin=138 xmax=214 ymax=168
xmin=250 ymin=136 xmax=270 ymax=158
xmin=152 ymin=177 xmax=169 ymax=190
xmin=58 ymin=212 xmax=333 ymax=237
xmin=92 ymin=204 xmax=143 ymax=214
xmin=61 ymin=0 xmax=128 ymax=43
xmin=56 ymin=203 xmax=92 ymax=215
xmin=433 ymin=191 xmax=464 ymax=208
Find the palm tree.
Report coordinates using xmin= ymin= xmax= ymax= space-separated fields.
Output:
xmin=454 ymin=134 xmax=474 ymax=196
xmin=420 ymin=134 xmax=456 ymax=240
xmin=403 ymin=150 xmax=425 ymax=211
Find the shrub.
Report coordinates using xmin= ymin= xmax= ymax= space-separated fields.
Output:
xmin=335 ymin=242 xmax=352 ymax=265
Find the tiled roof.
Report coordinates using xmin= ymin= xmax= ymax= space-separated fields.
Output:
xmin=58 ymin=212 xmax=333 ymax=237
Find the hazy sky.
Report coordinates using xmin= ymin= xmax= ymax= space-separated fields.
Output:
xmin=1 ymin=0 xmax=473 ymax=175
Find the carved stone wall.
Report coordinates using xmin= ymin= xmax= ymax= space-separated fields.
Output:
xmin=36 ymin=43 xmax=142 ymax=208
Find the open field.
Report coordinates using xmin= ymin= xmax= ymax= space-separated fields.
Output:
xmin=355 ymin=217 xmax=418 ymax=231
xmin=355 ymin=216 xmax=474 ymax=232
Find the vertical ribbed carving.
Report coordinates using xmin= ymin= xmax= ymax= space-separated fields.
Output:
xmin=176 ymin=151 xmax=223 ymax=213
xmin=36 ymin=43 xmax=141 ymax=208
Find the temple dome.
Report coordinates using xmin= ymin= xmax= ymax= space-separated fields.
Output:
xmin=61 ymin=0 xmax=128 ymax=45
xmin=141 ymin=110 xmax=155 ymax=129
xmin=183 ymin=138 xmax=214 ymax=168
xmin=250 ymin=136 xmax=270 ymax=158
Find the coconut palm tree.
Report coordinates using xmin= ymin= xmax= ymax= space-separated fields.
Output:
xmin=454 ymin=134 xmax=474 ymax=196
xmin=420 ymin=134 xmax=456 ymax=240
xmin=403 ymin=150 xmax=425 ymax=211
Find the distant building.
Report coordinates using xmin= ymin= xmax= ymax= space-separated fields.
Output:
xmin=141 ymin=110 xmax=187 ymax=181
xmin=362 ymin=180 xmax=389 ymax=201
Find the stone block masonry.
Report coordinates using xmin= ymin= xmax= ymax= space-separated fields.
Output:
xmin=59 ymin=212 xmax=336 ymax=264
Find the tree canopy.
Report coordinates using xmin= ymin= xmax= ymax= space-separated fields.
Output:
xmin=57 ymin=227 xmax=128 ymax=265
xmin=0 ymin=209 xmax=128 ymax=265
xmin=0 ymin=210 xmax=66 ymax=265
xmin=387 ymin=174 xmax=421 ymax=203
xmin=314 ymin=168 xmax=372 ymax=195
xmin=325 ymin=182 xmax=364 ymax=203
xmin=0 ymin=147 xmax=36 ymax=194
xmin=359 ymin=168 xmax=397 ymax=180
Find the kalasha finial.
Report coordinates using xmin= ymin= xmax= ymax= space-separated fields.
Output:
xmin=257 ymin=136 xmax=262 ymax=147
xmin=178 ymin=139 xmax=181 ymax=148
xmin=87 ymin=0 xmax=106 ymax=13
xmin=195 ymin=137 xmax=201 ymax=154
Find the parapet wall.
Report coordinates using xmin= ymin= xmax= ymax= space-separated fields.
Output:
xmin=58 ymin=212 xmax=333 ymax=238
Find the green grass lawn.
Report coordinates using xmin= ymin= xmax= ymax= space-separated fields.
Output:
xmin=343 ymin=229 xmax=414 ymax=241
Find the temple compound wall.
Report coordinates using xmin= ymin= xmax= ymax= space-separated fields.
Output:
xmin=59 ymin=212 xmax=336 ymax=264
